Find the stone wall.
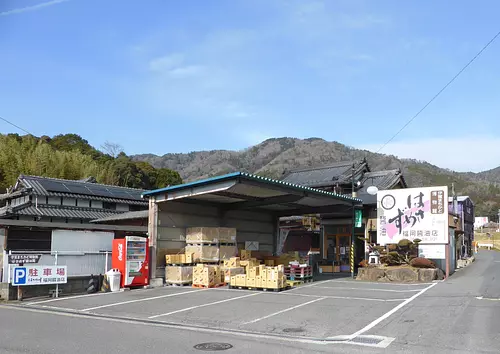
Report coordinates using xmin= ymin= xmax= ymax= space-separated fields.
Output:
xmin=357 ymin=267 xmax=445 ymax=283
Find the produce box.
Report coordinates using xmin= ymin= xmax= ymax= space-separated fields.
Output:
xmin=248 ymin=266 xmax=259 ymax=278
xmin=223 ymin=257 xmax=241 ymax=268
xmin=193 ymin=264 xmax=216 ymax=287
xmin=246 ymin=277 xmax=256 ymax=288
xmin=240 ymin=250 xmax=252 ymax=260
xmin=185 ymin=245 xmax=219 ymax=263
xmin=186 ymin=227 xmax=219 ymax=243
xmin=255 ymin=275 xmax=262 ymax=288
xmin=222 ymin=266 xmax=245 ymax=283
xmin=166 ymin=254 xmax=185 ymax=264
xmin=218 ymin=227 xmax=237 ymax=243
xmin=165 ymin=266 xmax=193 ymax=284
xmin=220 ymin=245 xmax=238 ymax=260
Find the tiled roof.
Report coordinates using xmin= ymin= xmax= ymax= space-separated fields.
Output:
xmin=281 ymin=159 xmax=368 ymax=188
xmin=12 ymin=175 xmax=148 ymax=205
xmin=14 ymin=205 xmax=122 ymax=220
xmin=358 ymin=169 xmax=407 ymax=194
xmin=448 ymin=196 xmax=470 ymax=202
xmin=91 ymin=210 xmax=148 ymax=223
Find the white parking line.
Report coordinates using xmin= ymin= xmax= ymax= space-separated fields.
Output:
xmin=349 ymin=282 xmax=438 ymax=339
xmin=279 ymin=292 xmax=407 ymax=302
xmin=148 ymin=292 xmax=260 ymax=319
xmin=242 ymin=297 xmax=326 ymax=325
xmin=81 ymin=289 xmax=206 ymax=312
xmin=311 ymin=286 xmax=422 ymax=293
xmin=27 ymin=290 xmax=120 ymax=305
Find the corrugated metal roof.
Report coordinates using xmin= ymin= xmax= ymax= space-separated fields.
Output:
xmin=15 ymin=205 xmax=121 ymax=220
xmin=281 ymin=159 xmax=368 ymax=187
xmin=142 ymin=171 xmax=362 ymax=203
xmin=91 ymin=210 xmax=148 ymax=223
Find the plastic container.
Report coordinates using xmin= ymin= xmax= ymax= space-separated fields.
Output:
xmin=106 ymin=268 xmax=121 ymax=292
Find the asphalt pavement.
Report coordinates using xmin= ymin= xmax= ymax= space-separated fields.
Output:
xmin=0 ymin=250 xmax=498 ymax=353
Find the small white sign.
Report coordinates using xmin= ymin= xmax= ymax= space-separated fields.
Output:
xmin=418 ymin=244 xmax=446 ymax=260
xmin=245 ymin=241 xmax=259 ymax=251
xmin=11 ymin=265 xmax=68 ymax=286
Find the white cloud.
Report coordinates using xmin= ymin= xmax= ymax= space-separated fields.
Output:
xmin=148 ymin=53 xmax=185 ymax=72
xmin=361 ymin=137 xmax=500 ymax=172
xmin=0 ymin=0 xmax=68 ymax=16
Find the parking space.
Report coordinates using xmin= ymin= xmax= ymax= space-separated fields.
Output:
xmin=22 ymin=279 xmax=434 ymax=342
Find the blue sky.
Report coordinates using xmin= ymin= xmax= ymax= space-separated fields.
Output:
xmin=1 ymin=0 xmax=499 ymax=172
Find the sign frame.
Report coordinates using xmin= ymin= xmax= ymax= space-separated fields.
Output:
xmin=8 ymin=254 xmax=42 ymax=265
xmin=377 ymin=186 xmax=449 ymax=245
xmin=11 ymin=265 xmax=68 ymax=286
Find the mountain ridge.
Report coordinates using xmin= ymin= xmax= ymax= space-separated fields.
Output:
xmin=132 ymin=137 xmax=500 ymax=218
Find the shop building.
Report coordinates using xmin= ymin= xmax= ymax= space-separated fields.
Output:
xmin=0 ymin=175 xmax=147 ymax=299
xmin=141 ymin=172 xmax=362 ymax=285
xmin=280 ymin=160 xmax=407 ymax=273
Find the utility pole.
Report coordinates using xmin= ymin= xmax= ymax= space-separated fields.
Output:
xmin=351 ymin=164 xmax=356 ymax=279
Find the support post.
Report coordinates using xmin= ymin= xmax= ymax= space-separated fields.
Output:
xmin=351 ymin=203 xmax=355 ymax=279
xmin=55 ymin=251 xmax=59 ymax=298
xmin=148 ymin=197 xmax=158 ymax=280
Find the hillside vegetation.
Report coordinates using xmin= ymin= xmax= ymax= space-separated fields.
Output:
xmin=0 ymin=134 xmax=182 ymax=192
xmin=133 ymin=137 xmax=500 ymax=219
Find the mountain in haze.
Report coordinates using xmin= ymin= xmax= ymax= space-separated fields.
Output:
xmin=132 ymin=137 xmax=500 ymax=218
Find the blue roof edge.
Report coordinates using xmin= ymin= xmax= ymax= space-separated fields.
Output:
xmin=141 ymin=171 xmax=362 ymax=203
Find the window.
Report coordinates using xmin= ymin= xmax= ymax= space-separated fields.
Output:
xmin=103 ymin=202 xmax=116 ymax=210
xmin=130 ymin=204 xmax=147 ymax=211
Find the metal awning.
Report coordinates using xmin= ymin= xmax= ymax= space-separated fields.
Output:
xmin=142 ymin=172 xmax=362 ymax=216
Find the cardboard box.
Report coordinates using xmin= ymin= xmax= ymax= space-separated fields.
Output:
xmin=220 ymin=245 xmax=238 ymax=260
xmin=240 ymin=250 xmax=252 ymax=260
xmin=193 ymin=265 xmax=216 ymax=287
xmin=223 ymin=257 xmax=241 ymax=268
xmin=184 ymin=252 xmax=194 ymax=264
xmin=248 ymin=266 xmax=259 ymax=278
xmin=218 ymin=227 xmax=237 ymax=243
xmin=230 ymin=275 xmax=238 ymax=286
xmin=222 ymin=267 xmax=245 ymax=283
xmin=165 ymin=266 xmax=193 ymax=284
xmin=186 ymin=227 xmax=219 ymax=243
xmin=166 ymin=254 xmax=186 ymax=264
xmin=264 ymin=259 xmax=275 ymax=266
xmin=235 ymin=274 xmax=247 ymax=287
xmin=255 ymin=275 xmax=262 ymax=288
xmin=246 ymin=277 xmax=256 ymax=288
xmin=185 ymin=245 xmax=219 ymax=263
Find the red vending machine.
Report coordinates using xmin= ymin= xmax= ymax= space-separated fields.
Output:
xmin=112 ymin=236 xmax=149 ymax=287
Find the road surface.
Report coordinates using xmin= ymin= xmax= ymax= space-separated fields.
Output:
xmin=0 ymin=251 xmax=498 ymax=353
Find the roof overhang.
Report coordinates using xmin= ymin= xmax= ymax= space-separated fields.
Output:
xmin=0 ymin=218 xmax=147 ymax=232
xmin=142 ymin=172 xmax=362 ymax=217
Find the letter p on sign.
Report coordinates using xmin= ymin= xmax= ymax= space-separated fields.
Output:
xmin=13 ymin=267 xmax=27 ymax=285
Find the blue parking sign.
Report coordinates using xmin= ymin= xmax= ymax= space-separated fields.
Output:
xmin=12 ymin=267 xmax=27 ymax=285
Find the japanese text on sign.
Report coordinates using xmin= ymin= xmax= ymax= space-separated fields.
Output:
xmin=377 ymin=186 xmax=448 ymax=245
xmin=11 ymin=265 xmax=67 ymax=286
xmin=8 ymin=254 xmax=41 ymax=264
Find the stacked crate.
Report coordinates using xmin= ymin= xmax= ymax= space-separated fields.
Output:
xmin=229 ymin=264 xmax=288 ymax=291
xmin=285 ymin=264 xmax=313 ymax=286
xmin=185 ymin=227 xmax=237 ymax=263
xmin=192 ymin=264 xmax=225 ymax=288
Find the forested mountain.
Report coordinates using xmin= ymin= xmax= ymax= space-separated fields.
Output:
xmin=0 ymin=134 xmax=182 ymax=193
xmin=133 ymin=137 xmax=500 ymax=219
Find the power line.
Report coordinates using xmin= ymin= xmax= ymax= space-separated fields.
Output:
xmin=0 ymin=116 xmax=34 ymax=136
xmin=375 ymin=29 xmax=500 ymax=154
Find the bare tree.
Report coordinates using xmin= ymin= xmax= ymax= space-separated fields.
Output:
xmin=101 ymin=141 xmax=124 ymax=158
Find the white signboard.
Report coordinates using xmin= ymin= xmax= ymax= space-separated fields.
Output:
xmin=377 ymin=186 xmax=449 ymax=245
xmin=474 ymin=217 xmax=489 ymax=229
xmin=418 ymin=244 xmax=446 ymax=259
xmin=11 ymin=265 xmax=67 ymax=286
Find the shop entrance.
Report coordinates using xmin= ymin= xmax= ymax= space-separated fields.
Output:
xmin=326 ymin=234 xmax=351 ymax=272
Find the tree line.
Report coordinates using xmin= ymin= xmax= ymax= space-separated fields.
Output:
xmin=0 ymin=133 xmax=182 ymax=192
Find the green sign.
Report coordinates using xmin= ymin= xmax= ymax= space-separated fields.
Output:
xmin=355 ymin=209 xmax=363 ymax=228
